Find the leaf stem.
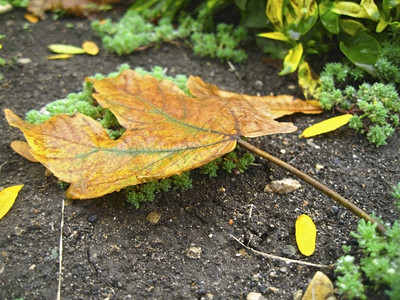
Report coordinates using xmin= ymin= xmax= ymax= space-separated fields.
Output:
xmin=237 ymin=139 xmax=386 ymax=234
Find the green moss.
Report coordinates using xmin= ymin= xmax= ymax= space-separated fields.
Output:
xmin=91 ymin=6 xmax=248 ymax=63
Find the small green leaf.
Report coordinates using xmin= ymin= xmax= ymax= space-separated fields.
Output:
xmin=360 ymin=0 xmax=380 ymax=20
xmin=331 ymin=1 xmax=371 ymax=19
xmin=339 ymin=19 xmax=367 ymax=35
xmin=48 ymin=44 xmax=86 ymax=55
xmin=287 ymin=0 xmax=319 ymax=36
xmin=301 ymin=114 xmax=352 ymax=138
xmin=0 ymin=185 xmax=23 ymax=220
xmin=279 ymin=43 xmax=303 ymax=75
xmin=339 ymin=32 xmax=380 ymax=75
xmin=319 ymin=1 xmax=340 ymax=34
xmin=376 ymin=13 xmax=391 ymax=32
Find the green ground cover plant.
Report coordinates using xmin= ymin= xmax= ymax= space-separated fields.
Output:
xmin=0 ymin=0 xmax=28 ymax=8
xmin=24 ymin=64 xmax=255 ymax=208
xmin=91 ymin=4 xmax=248 ymax=63
xmin=335 ymin=183 xmax=400 ymax=299
xmin=317 ymin=27 xmax=400 ymax=146
xmin=0 ymin=34 xmax=6 ymax=81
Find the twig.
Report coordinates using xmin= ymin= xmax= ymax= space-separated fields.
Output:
xmin=56 ymin=198 xmax=65 ymax=300
xmin=248 ymin=204 xmax=254 ymax=220
xmin=237 ymin=139 xmax=387 ymax=234
xmin=227 ymin=61 xmax=241 ymax=81
xmin=231 ymin=235 xmax=333 ymax=269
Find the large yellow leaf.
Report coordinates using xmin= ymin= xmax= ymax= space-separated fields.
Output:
xmin=295 ymin=214 xmax=316 ymax=256
xmin=5 ymin=70 xmax=321 ymax=199
xmin=0 ymin=185 xmax=24 ymax=220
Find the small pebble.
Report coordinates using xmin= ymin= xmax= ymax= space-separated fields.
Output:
xmin=17 ymin=58 xmax=32 ymax=65
xmin=264 ymin=178 xmax=301 ymax=194
xmin=186 ymin=246 xmax=202 ymax=259
xmin=254 ymin=80 xmax=263 ymax=91
xmin=87 ymin=214 xmax=97 ymax=223
xmin=332 ymin=206 xmax=339 ymax=214
xmin=282 ymin=244 xmax=296 ymax=255
xmin=146 ymin=211 xmax=162 ymax=225
xmin=246 ymin=292 xmax=265 ymax=300
xmin=197 ymin=287 xmax=206 ymax=296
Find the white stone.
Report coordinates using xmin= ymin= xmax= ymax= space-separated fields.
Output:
xmin=264 ymin=178 xmax=301 ymax=194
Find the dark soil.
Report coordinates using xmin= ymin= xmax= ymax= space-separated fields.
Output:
xmin=1 ymin=8 xmax=399 ymax=300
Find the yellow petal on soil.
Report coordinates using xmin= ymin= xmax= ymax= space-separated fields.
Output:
xmin=46 ymin=54 xmax=75 ymax=60
xmin=0 ymin=185 xmax=23 ymax=220
xmin=300 ymin=114 xmax=352 ymax=138
xmin=82 ymin=41 xmax=99 ymax=56
xmin=10 ymin=140 xmax=39 ymax=162
xmin=48 ymin=44 xmax=85 ymax=55
xmin=24 ymin=13 xmax=39 ymax=23
xmin=295 ymin=214 xmax=316 ymax=256
xmin=302 ymin=271 xmax=335 ymax=300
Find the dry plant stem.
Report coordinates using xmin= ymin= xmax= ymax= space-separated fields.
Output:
xmin=57 ymin=198 xmax=65 ymax=300
xmin=231 ymin=235 xmax=333 ymax=269
xmin=237 ymin=139 xmax=387 ymax=234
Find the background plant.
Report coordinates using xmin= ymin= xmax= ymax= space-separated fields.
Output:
xmin=0 ymin=34 xmax=7 ymax=81
xmin=0 ymin=0 xmax=28 ymax=8
xmin=259 ymin=0 xmax=400 ymax=99
xmin=335 ymin=184 xmax=400 ymax=299
xmin=91 ymin=0 xmax=248 ymax=62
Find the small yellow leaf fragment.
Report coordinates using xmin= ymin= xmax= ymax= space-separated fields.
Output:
xmin=10 ymin=140 xmax=39 ymax=162
xmin=295 ymin=214 xmax=316 ymax=256
xmin=82 ymin=41 xmax=99 ymax=55
xmin=48 ymin=44 xmax=85 ymax=55
xmin=24 ymin=13 xmax=39 ymax=23
xmin=301 ymin=114 xmax=352 ymax=138
xmin=46 ymin=54 xmax=75 ymax=60
xmin=0 ymin=185 xmax=24 ymax=220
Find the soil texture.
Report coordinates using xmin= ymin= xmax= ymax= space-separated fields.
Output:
xmin=0 ymin=8 xmax=399 ymax=300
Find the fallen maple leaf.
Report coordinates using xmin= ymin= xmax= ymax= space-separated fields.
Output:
xmin=5 ymin=70 xmax=320 ymax=199
xmin=27 ymin=0 xmax=118 ymax=18
xmin=10 ymin=140 xmax=38 ymax=162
